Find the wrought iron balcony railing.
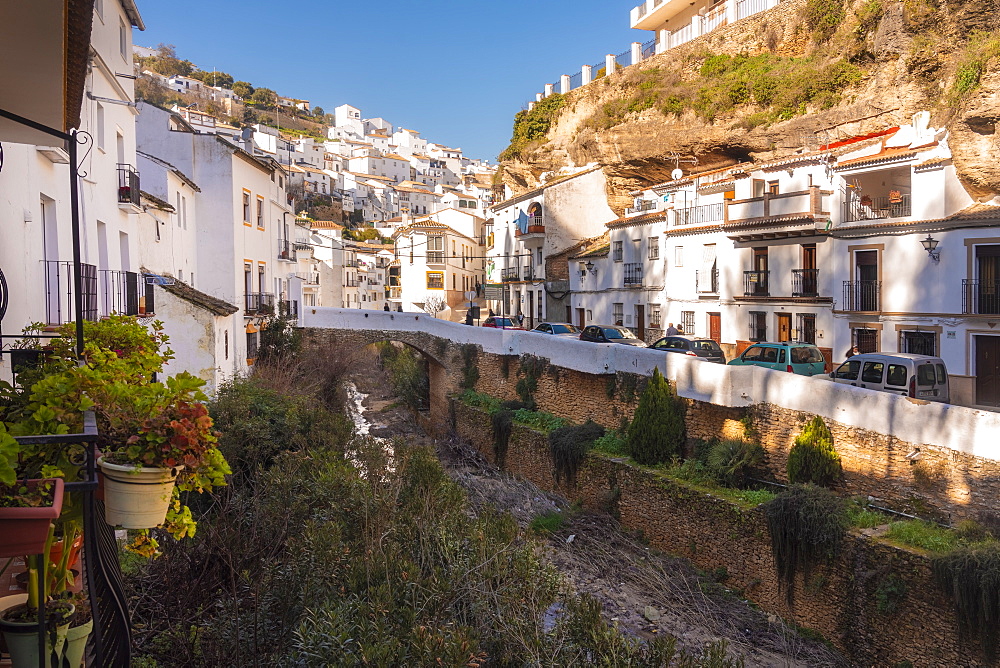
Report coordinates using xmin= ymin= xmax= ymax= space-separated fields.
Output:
xmin=99 ymin=269 xmax=140 ymax=317
xmin=962 ymin=279 xmax=1000 ymax=314
xmin=244 ymin=292 xmax=275 ymax=315
xmin=278 ymin=299 xmax=299 ymax=318
xmin=117 ymin=163 xmax=140 ymax=207
xmin=624 ymin=262 xmax=643 ymax=287
xmin=44 ymin=260 xmax=98 ymax=324
xmin=842 ymin=280 xmax=881 ymax=312
xmin=501 ymin=266 xmax=520 ymax=282
xmin=743 ymin=270 xmax=770 ymax=297
xmin=278 ymin=239 xmax=297 ymax=261
xmin=792 ymin=269 xmax=819 ymax=297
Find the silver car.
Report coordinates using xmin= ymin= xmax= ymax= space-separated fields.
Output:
xmin=531 ymin=322 xmax=580 ymax=338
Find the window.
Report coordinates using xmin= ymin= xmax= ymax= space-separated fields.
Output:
xmin=675 ymin=246 xmax=684 ymax=267
xmin=768 ymin=180 xmax=779 ymax=196
xmin=175 ymin=192 xmax=182 ymax=227
xmin=96 ymin=103 xmax=105 ymax=150
xmin=181 ymin=196 xmax=187 ymax=230
xmin=258 ymin=263 xmax=266 ymax=294
xmin=427 ymin=236 xmax=444 ymax=263
xmin=886 ymin=364 xmax=908 ymax=386
xmin=537 ymin=291 xmax=543 ymax=319
xmin=648 ymin=237 xmax=660 ymax=260
xmin=224 ymin=330 xmax=229 ymax=360
xmin=853 ymin=327 xmax=879 ymax=353
xmin=242 ymin=191 xmax=251 ymax=224
xmin=796 ymin=314 xmax=816 ymax=344
xmin=900 ymin=330 xmax=936 ymax=356
xmin=586 ymin=310 xmax=592 ymax=321
xmin=119 ymin=19 xmax=127 ymax=59
xmin=613 ymin=241 xmax=623 ymax=262
xmin=749 ymin=311 xmax=767 ymax=342
xmin=246 ymin=329 xmax=259 ymax=363
xmin=681 ymin=311 xmax=695 ymax=335
xmin=257 ymin=197 xmax=265 ymax=228
xmin=835 ymin=360 xmax=861 ymax=380
xmin=426 ymin=271 xmax=444 ymax=289
xmin=861 ymin=362 xmax=885 ymax=384
xmin=650 ymin=304 xmax=661 ymax=328
xmin=613 ymin=303 xmax=623 ymax=325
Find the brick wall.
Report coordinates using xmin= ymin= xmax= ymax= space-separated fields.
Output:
xmin=452 ymin=402 xmax=986 ymax=667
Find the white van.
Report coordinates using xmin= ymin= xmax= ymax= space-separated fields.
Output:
xmin=830 ymin=353 xmax=950 ymax=403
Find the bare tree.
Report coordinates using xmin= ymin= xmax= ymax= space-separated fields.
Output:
xmin=422 ymin=296 xmax=446 ymax=318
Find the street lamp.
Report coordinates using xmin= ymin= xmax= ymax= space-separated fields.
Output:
xmin=585 ymin=261 xmax=596 ymax=275
xmin=920 ymin=235 xmax=940 ymax=262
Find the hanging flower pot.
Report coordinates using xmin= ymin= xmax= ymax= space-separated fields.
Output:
xmin=97 ymin=458 xmax=180 ymax=529
xmin=0 ymin=478 xmax=65 ymax=558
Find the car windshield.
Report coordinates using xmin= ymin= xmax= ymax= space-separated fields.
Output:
xmin=496 ymin=318 xmax=515 ymax=327
xmin=603 ymin=328 xmax=635 ymax=339
xmin=552 ymin=324 xmax=578 ymax=334
xmin=791 ymin=347 xmax=824 ymax=364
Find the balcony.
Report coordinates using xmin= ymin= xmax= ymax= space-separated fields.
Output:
xmin=294 ymin=237 xmax=312 ymax=251
xmin=289 ymin=271 xmax=320 ymax=285
xmin=426 ymin=251 xmax=445 ymax=264
xmin=726 ymin=188 xmax=831 ymax=232
xmin=844 ymin=193 xmax=911 ymax=223
xmin=624 ymin=262 xmax=643 ymax=287
xmin=99 ymin=269 xmax=140 ymax=316
xmin=44 ymin=260 xmax=98 ymax=324
xmin=630 ymin=0 xmax=679 ymax=30
xmin=696 ymin=268 xmax=719 ymax=294
xmin=963 ymin=280 xmax=1000 ymax=315
xmin=244 ymin=292 xmax=275 ymax=315
xmin=278 ymin=239 xmax=297 ymax=261
xmin=345 ymin=258 xmax=358 ymax=268
xmin=743 ymin=270 xmax=770 ymax=297
xmin=523 ymin=265 xmax=536 ymax=281
xmin=792 ymin=269 xmax=819 ymax=297
xmin=515 ymin=215 xmax=545 ymax=238
xmin=117 ymin=163 xmax=141 ymax=212
xmin=389 ymin=286 xmax=403 ymax=300
xmin=278 ymin=299 xmax=299 ymax=318
xmin=674 ymin=202 xmax=724 ymax=226
xmin=501 ymin=266 xmax=520 ymax=282
xmin=842 ymin=280 xmax=881 ymax=312
xmin=626 ymin=199 xmax=659 ymax=215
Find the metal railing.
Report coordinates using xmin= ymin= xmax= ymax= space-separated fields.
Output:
xmin=696 ymin=268 xmax=719 ymax=294
xmin=743 ymin=270 xmax=770 ymax=297
xmin=345 ymin=258 xmax=358 ymax=267
xmin=44 ymin=260 xmax=98 ymax=324
xmin=426 ymin=251 xmax=445 ymax=263
xmin=501 ymin=266 xmax=520 ymax=282
xmin=99 ymin=269 xmax=139 ymax=316
xmin=569 ymin=71 xmax=583 ymax=89
xmin=844 ymin=193 xmax=911 ymax=223
xmin=641 ymin=38 xmax=656 ymax=58
xmin=278 ymin=239 xmax=296 ymax=261
xmin=244 ymin=292 xmax=275 ymax=315
xmin=963 ymin=279 xmax=1000 ymax=314
xmin=675 ymin=202 xmax=724 ymax=226
xmin=749 ymin=313 xmax=767 ymax=342
xmin=792 ymin=269 xmax=819 ymax=297
xmin=615 ymin=49 xmax=632 ymax=69
xmin=627 ymin=199 xmax=658 ymax=215
xmin=624 ymin=262 xmax=643 ymax=287
xmin=523 ymin=265 xmax=536 ymax=281
xmin=842 ymin=280 xmax=881 ymax=312
xmin=279 ymin=299 xmax=299 ymax=318
xmin=116 ymin=163 xmax=140 ymax=206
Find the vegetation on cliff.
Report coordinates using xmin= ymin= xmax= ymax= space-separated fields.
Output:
xmin=499 ymin=93 xmax=566 ymax=161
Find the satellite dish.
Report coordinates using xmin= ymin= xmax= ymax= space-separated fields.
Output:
xmin=671 ymin=168 xmax=684 ymax=180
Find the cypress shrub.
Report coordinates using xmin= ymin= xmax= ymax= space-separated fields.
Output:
xmin=787 ymin=416 xmax=842 ymax=486
xmin=625 ymin=367 xmax=685 ymax=465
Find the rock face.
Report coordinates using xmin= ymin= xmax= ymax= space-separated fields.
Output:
xmin=501 ymin=0 xmax=1000 ymax=212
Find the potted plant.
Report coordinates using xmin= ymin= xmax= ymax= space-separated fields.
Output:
xmin=0 ymin=476 xmax=64 ymax=559
xmin=62 ymin=593 xmax=93 ymax=668
xmin=4 ymin=322 xmax=50 ymax=377
xmin=0 ymin=524 xmax=74 ymax=668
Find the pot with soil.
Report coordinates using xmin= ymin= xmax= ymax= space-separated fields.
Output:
xmin=62 ymin=595 xmax=93 ymax=668
xmin=0 ymin=600 xmax=74 ymax=668
xmin=0 ymin=478 xmax=65 ymax=558
xmin=98 ymin=457 xmax=182 ymax=528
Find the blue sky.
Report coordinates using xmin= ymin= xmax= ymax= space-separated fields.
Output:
xmin=134 ymin=1 xmax=643 ymax=162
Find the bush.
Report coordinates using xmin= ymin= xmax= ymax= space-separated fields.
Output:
xmin=706 ymin=438 xmax=766 ymax=487
xmin=933 ymin=542 xmax=1000 ymax=660
xmin=458 ymin=389 xmax=502 ymax=414
xmin=763 ymin=484 xmax=847 ymax=603
xmin=787 ymin=416 xmax=842 ymax=486
xmin=500 ymin=94 xmax=566 ymax=161
xmin=803 ymin=0 xmax=845 ymax=41
xmin=626 ymin=368 xmax=685 ymax=465
xmin=549 ymin=421 xmax=605 ymax=485
xmin=513 ymin=408 xmax=567 ymax=432
xmin=529 ymin=511 xmax=565 ymax=534
xmin=593 ymin=430 xmax=628 ymax=456
xmin=376 ymin=342 xmax=429 ymax=411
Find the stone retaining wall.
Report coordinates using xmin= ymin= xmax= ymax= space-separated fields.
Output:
xmin=452 ymin=401 xmax=988 ymax=667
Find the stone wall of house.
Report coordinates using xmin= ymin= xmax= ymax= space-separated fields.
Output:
xmin=451 ymin=401 xmax=987 ymax=667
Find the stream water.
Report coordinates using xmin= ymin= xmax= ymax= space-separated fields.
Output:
xmin=344 ymin=380 xmax=395 ymax=474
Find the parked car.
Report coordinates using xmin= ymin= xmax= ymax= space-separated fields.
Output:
xmin=482 ymin=316 xmax=525 ymax=330
xmin=830 ymin=353 xmax=949 ymax=402
xmin=727 ymin=342 xmax=827 ymax=376
xmin=649 ymin=335 xmax=726 ymax=363
xmin=531 ymin=322 xmax=580 ymax=338
xmin=579 ymin=325 xmax=647 ymax=347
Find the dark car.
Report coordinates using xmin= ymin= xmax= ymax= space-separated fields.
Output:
xmin=482 ymin=316 xmax=525 ymax=330
xmin=579 ymin=325 xmax=647 ymax=346
xmin=649 ymin=335 xmax=726 ymax=363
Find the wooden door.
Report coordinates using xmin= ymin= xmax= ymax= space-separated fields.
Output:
xmin=777 ymin=313 xmax=792 ymax=342
xmin=576 ymin=308 xmax=586 ymax=329
xmin=976 ymin=335 xmax=1000 ymax=407
xmin=709 ymin=313 xmax=721 ymax=343
xmin=527 ymin=291 xmax=535 ymax=329
xmin=635 ymin=305 xmax=645 ymax=341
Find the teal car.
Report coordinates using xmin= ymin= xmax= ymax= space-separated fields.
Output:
xmin=727 ymin=342 xmax=827 ymax=376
